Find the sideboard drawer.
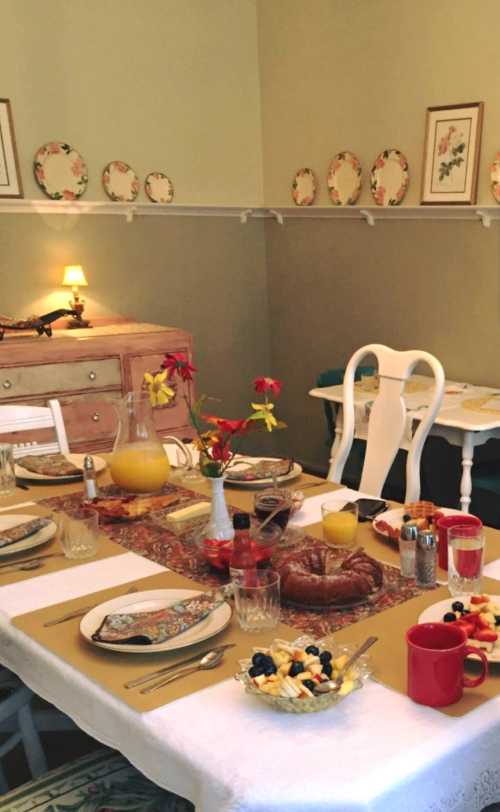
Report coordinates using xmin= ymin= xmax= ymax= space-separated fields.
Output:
xmin=0 ymin=358 xmax=122 ymax=399
xmin=60 ymin=393 xmax=121 ymax=448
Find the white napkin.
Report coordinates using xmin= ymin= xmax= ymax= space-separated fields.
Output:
xmin=289 ymin=487 xmax=376 ymax=527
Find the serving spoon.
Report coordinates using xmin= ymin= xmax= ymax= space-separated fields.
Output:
xmin=314 ymin=636 xmax=378 ymax=694
xmin=140 ymin=648 xmax=225 ymax=694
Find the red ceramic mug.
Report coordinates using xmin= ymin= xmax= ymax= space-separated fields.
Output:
xmin=406 ymin=622 xmax=488 ymax=707
xmin=436 ymin=514 xmax=482 ymax=570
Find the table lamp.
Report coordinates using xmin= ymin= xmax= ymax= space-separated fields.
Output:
xmin=62 ymin=265 xmax=91 ymax=328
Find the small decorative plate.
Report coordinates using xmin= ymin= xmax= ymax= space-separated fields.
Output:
xmin=102 ymin=161 xmax=140 ymax=202
xmin=327 ymin=151 xmax=362 ymax=205
xmin=33 ymin=142 xmax=88 ymax=200
xmin=145 ymin=172 xmax=174 ymax=203
xmin=370 ymin=149 xmax=409 ymax=206
xmin=291 ymin=168 xmax=317 ymax=206
xmin=490 ymin=152 xmax=500 ymax=203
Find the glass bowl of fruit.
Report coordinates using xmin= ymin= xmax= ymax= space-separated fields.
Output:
xmin=235 ymin=636 xmax=372 ymax=713
xmin=195 ymin=521 xmax=282 ymax=572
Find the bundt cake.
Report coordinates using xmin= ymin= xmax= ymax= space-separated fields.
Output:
xmin=277 ymin=546 xmax=383 ymax=606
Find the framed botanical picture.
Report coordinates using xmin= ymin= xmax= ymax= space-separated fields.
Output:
xmin=0 ymin=98 xmax=23 ymax=198
xmin=421 ymin=102 xmax=483 ymax=205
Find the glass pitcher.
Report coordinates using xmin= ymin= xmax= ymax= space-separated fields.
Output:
xmin=110 ymin=391 xmax=188 ymax=494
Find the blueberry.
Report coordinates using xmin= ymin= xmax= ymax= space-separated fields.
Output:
xmin=322 ymin=663 xmax=333 ymax=678
xmin=452 ymin=601 xmax=464 ymax=613
xmin=443 ymin=612 xmax=456 ymax=623
xmin=251 ymin=652 xmax=268 ymax=668
xmin=263 ymin=663 xmax=277 ymax=676
xmin=495 ymin=615 xmax=500 ymax=626
xmin=305 ymin=645 xmax=320 ymax=656
xmin=289 ymin=661 xmax=305 ymax=677
xmin=303 ymin=679 xmax=316 ymax=692
xmin=319 ymin=650 xmax=332 ymax=664
xmin=249 ymin=665 xmax=265 ymax=678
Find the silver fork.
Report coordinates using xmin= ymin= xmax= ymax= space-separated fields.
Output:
xmin=43 ymin=586 xmax=138 ymax=627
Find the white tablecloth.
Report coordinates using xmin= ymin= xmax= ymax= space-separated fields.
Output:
xmin=2 ymin=552 xmax=500 ymax=811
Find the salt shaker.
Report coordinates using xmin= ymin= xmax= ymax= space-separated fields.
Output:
xmin=399 ymin=522 xmax=417 ymax=578
xmin=416 ymin=528 xmax=437 ymax=589
xmin=83 ymin=455 xmax=98 ymax=500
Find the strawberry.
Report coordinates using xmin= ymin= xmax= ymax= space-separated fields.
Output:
xmin=477 ymin=613 xmax=493 ymax=630
xmin=471 ymin=595 xmax=489 ymax=605
xmin=473 ymin=629 xmax=498 ymax=642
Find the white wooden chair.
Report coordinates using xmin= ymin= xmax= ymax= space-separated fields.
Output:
xmin=0 ymin=400 xmax=69 ymax=458
xmin=328 ymin=344 xmax=445 ymax=503
xmin=0 ymin=669 xmax=48 ymax=792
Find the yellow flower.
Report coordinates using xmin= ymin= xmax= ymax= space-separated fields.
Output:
xmin=250 ymin=402 xmax=277 ymax=432
xmin=143 ymin=370 xmax=175 ymax=407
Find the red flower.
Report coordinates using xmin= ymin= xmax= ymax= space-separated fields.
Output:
xmin=253 ymin=377 xmax=282 ymax=396
xmin=204 ymin=415 xmax=247 ymax=434
xmin=161 ymin=352 xmax=197 ymax=381
xmin=209 ymin=434 xmax=232 ymax=461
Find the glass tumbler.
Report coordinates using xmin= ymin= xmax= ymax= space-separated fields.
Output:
xmin=56 ymin=508 xmax=100 ymax=560
xmin=254 ymin=488 xmax=293 ymax=535
xmin=232 ymin=570 xmax=280 ymax=632
xmin=448 ymin=524 xmax=485 ymax=597
xmin=0 ymin=444 xmax=16 ymax=498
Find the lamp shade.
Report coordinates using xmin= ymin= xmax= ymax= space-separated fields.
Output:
xmin=62 ymin=265 xmax=88 ymax=287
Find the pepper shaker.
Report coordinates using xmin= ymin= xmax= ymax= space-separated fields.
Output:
xmin=416 ymin=528 xmax=437 ymax=589
xmin=83 ymin=455 xmax=98 ymax=500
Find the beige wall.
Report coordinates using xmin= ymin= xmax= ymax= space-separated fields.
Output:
xmin=257 ymin=0 xmax=500 ymax=471
xmin=1 ymin=0 xmax=263 ymax=204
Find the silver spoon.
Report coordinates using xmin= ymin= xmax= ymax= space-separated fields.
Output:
xmin=314 ymin=636 xmax=378 ymax=694
xmin=0 ymin=559 xmax=44 ymax=575
xmin=140 ymin=648 xmax=225 ymax=694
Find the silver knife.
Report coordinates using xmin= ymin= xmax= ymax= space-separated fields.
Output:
xmin=0 ymin=552 xmax=63 ymax=570
xmin=124 ymin=642 xmax=236 ymax=689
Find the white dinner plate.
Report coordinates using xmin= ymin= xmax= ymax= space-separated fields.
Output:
xmin=80 ymin=589 xmax=232 ymax=654
xmin=373 ymin=506 xmax=464 ymax=542
xmin=418 ymin=596 xmax=500 ymax=663
xmin=0 ymin=514 xmax=57 ymax=558
xmin=224 ymin=458 xmax=302 ymax=489
xmin=15 ymin=453 xmax=106 ymax=483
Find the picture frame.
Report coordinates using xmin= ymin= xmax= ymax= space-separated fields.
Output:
xmin=421 ymin=102 xmax=483 ymax=205
xmin=0 ymin=98 xmax=23 ymax=198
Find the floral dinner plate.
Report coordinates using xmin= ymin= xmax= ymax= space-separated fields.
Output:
xmin=102 ymin=161 xmax=140 ymax=202
xmin=0 ymin=514 xmax=56 ymax=558
xmin=370 ymin=148 xmax=409 ymax=206
xmin=490 ymin=152 xmax=500 ymax=203
xmin=291 ymin=168 xmax=316 ymax=206
xmin=15 ymin=453 xmax=106 ymax=483
xmin=33 ymin=142 xmax=88 ymax=200
xmin=80 ymin=589 xmax=232 ymax=654
xmin=327 ymin=151 xmax=362 ymax=205
xmin=145 ymin=172 xmax=174 ymax=203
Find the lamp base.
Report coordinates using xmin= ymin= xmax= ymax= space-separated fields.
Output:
xmin=66 ymin=316 xmax=92 ymax=329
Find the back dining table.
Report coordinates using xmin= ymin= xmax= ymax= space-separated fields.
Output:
xmin=3 ymin=461 xmax=500 ymax=812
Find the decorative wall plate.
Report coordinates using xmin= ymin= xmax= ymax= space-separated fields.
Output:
xmin=490 ymin=152 xmax=500 ymax=203
xmin=102 ymin=161 xmax=140 ymax=202
xmin=370 ymin=149 xmax=409 ymax=206
xmin=145 ymin=172 xmax=174 ymax=203
xmin=327 ymin=151 xmax=362 ymax=205
xmin=291 ymin=168 xmax=316 ymax=206
xmin=33 ymin=142 xmax=88 ymax=200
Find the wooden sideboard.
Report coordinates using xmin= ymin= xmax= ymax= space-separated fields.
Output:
xmin=0 ymin=323 xmax=194 ymax=452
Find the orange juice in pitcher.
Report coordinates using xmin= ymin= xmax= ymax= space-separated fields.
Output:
xmin=110 ymin=392 xmax=170 ymax=493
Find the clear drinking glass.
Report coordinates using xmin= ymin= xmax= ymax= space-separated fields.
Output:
xmin=448 ymin=524 xmax=485 ymax=596
xmin=232 ymin=570 xmax=280 ymax=632
xmin=56 ymin=508 xmax=100 ymax=560
xmin=254 ymin=488 xmax=293 ymax=536
xmin=0 ymin=443 xmax=16 ymax=498
xmin=321 ymin=497 xmax=358 ymax=548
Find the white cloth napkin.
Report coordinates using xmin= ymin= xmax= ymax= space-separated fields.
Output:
xmin=289 ymin=487 xmax=376 ymax=527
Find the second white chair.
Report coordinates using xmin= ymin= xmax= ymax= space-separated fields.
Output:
xmin=0 ymin=399 xmax=69 ymax=458
xmin=328 ymin=343 xmax=445 ymax=503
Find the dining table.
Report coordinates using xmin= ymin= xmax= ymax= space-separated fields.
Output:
xmin=309 ymin=374 xmax=500 ymax=513
xmin=3 ymin=460 xmax=500 ymax=812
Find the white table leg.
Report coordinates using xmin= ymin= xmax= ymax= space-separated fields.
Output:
xmin=460 ymin=431 xmax=475 ymax=513
xmin=327 ymin=406 xmax=343 ymax=481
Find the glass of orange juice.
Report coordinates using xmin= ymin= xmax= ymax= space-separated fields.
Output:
xmin=321 ymin=498 xmax=358 ymax=548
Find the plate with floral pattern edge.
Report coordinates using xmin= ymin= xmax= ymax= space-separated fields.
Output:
xmin=80 ymin=588 xmax=232 ymax=654
xmin=490 ymin=152 xmax=500 ymax=203
xmin=291 ymin=168 xmax=317 ymax=206
xmin=33 ymin=141 xmax=88 ymax=201
xmin=370 ymin=148 xmax=409 ymax=206
xmin=145 ymin=171 xmax=174 ymax=203
xmin=327 ymin=151 xmax=362 ymax=205
xmin=102 ymin=161 xmax=140 ymax=202
xmin=15 ymin=453 xmax=106 ymax=483
xmin=224 ymin=457 xmax=302 ymax=488
xmin=0 ymin=514 xmax=57 ymax=558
